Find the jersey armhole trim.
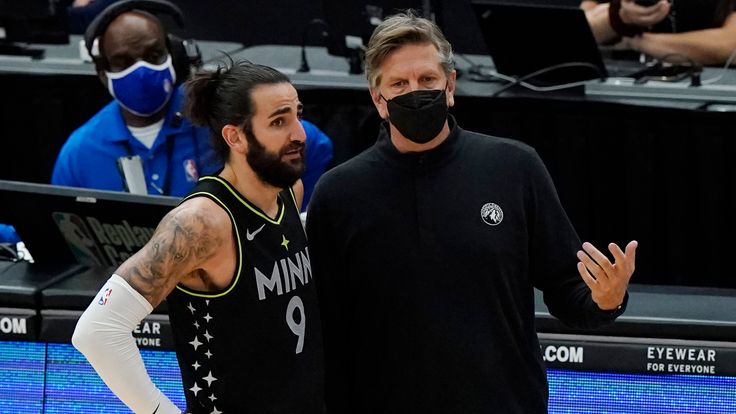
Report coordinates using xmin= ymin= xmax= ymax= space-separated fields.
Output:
xmin=176 ymin=191 xmax=244 ymax=298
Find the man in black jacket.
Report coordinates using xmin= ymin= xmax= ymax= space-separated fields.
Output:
xmin=306 ymin=11 xmax=637 ymax=414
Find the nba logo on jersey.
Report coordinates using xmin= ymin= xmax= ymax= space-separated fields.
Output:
xmin=98 ymin=288 xmax=113 ymax=305
xmin=183 ymin=159 xmax=199 ymax=183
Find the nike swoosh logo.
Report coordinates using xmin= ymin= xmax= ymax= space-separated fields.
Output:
xmin=246 ymin=224 xmax=266 ymax=241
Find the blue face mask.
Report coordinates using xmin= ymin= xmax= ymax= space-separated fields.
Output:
xmin=106 ymin=54 xmax=176 ymax=117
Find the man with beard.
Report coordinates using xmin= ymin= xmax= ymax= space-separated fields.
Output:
xmin=72 ymin=60 xmax=324 ymax=414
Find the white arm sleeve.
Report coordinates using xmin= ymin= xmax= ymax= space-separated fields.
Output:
xmin=72 ymin=274 xmax=181 ymax=414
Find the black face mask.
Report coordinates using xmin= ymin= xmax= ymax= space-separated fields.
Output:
xmin=382 ymin=88 xmax=448 ymax=144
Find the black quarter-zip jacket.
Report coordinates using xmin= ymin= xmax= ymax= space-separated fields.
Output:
xmin=306 ymin=116 xmax=625 ymax=414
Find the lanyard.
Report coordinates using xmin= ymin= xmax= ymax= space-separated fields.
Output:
xmin=121 ymin=114 xmax=202 ymax=195
xmin=122 ymin=137 xmax=174 ymax=195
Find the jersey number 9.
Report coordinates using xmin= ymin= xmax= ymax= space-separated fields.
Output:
xmin=286 ymin=295 xmax=305 ymax=354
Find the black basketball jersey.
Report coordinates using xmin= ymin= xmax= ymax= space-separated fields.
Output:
xmin=166 ymin=176 xmax=324 ymax=414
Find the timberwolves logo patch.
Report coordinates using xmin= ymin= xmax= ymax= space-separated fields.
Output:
xmin=481 ymin=203 xmax=503 ymax=226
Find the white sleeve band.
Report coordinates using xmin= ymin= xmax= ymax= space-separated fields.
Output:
xmin=72 ymin=274 xmax=181 ymax=414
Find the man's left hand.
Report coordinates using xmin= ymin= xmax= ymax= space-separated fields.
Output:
xmin=576 ymin=240 xmax=638 ymax=310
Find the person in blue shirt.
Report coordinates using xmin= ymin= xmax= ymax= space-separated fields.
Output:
xmin=0 ymin=1 xmax=332 ymax=244
xmin=52 ymin=1 xmax=332 ymax=203
xmin=52 ymin=83 xmax=216 ymax=197
xmin=52 ymin=2 xmax=216 ymax=197
xmin=2 ymin=3 xmax=335 ymax=245
xmin=2 ymin=2 xmax=335 ymax=246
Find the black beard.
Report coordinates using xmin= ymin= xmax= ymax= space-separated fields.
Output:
xmin=245 ymin=128 xmax=305 ymax=189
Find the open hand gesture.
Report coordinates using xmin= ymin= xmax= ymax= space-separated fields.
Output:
xmin=576 ymin=241 xmax=638 ymax=311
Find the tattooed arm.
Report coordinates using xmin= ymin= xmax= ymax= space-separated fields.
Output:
xmin=71 ymin=198 xmax=232 ymax=413
xmin=116 ymin=197 xmax=232 ymax=307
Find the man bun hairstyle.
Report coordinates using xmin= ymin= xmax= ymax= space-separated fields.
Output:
xmin=185 ymin=58 xmax=291 ymax=163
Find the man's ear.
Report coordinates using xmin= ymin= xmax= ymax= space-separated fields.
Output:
xmin=221 ymin=124 xmax=247 ymax=154
xmin=370 ymin=87 xmax=389 ymax=120
xmin=446 ymin=69 xmax=457 ymax=108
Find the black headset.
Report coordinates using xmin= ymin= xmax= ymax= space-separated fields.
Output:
xmin=84 ymin=0 xmax=202 ymax=83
